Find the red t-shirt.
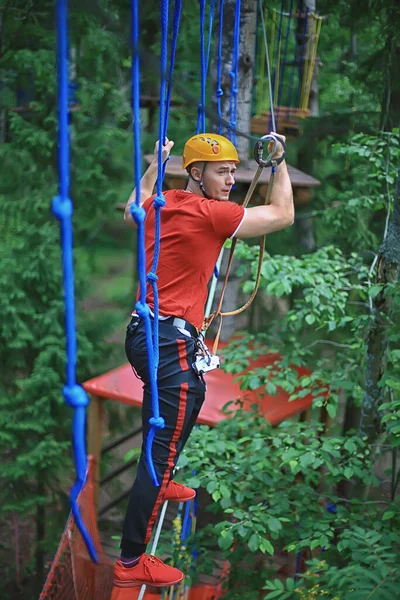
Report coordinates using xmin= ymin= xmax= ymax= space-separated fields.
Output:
xmin=138 ymin=189 xmax=245 ymax=330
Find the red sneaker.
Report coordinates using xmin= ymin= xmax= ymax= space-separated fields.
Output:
xmin=164 ymin=480 xmax=196 ymax=502
xmin=113 ymin=554 xmax=184 ymax=588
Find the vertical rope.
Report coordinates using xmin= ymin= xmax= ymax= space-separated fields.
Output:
xmin=52 ymin=0 xmax=97 ymax=563
xmin=130 ymin=0 xmax=165 ymax=487
xmin=228 ymin=0 xmax=241 ymax=145
xmin=295 ymin=5 xmax=309 ymax=110
xmin=215 ymin=0 xmax=224 ymax=134
xmin=205 ymin=0 xmax=216 ymax=75
xmin=197 ymin=0 xmax=206 ymax=133
xmin=146 ymin=0 xmax=171 ymax=485
xmin=271 ymin=0 xmax=284 ymax=108
xmin=277 ymin=0 xmax=294 ymax=108
xmin=259 ymin=0 xmax=276 ymax=132
xmin=163 ymin=0 xmax=183 ymax=149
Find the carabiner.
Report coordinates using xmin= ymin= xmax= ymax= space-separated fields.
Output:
xmin=253 ymin=134 xmax=286 ymax=168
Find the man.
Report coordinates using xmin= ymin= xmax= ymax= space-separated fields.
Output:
xmin=114 ymin=133 xmax=293 ymax=589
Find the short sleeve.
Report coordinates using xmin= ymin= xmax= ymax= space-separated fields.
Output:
xmin=208 ymin=200 xmax=245 ymax=239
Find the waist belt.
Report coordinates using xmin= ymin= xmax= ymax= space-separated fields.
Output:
xmin=131 ymin=314 xmax=198 ymax=338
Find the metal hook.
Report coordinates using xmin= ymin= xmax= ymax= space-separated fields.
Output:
xmin=254 ymin=134 xmax=286 ymax=168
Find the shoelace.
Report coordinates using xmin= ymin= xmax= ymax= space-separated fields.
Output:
xmin=144 ymin=554 xmax=165 ymax=580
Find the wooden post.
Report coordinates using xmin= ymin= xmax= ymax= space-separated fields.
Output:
xmin=87 ymin=395 xmax=104 ymax=512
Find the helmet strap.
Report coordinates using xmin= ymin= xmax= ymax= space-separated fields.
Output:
xmin=199 ymin=163 xmax=212 ymax=199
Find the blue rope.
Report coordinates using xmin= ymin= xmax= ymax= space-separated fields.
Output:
xmin=197 ymin=0 xmax=216 ymax=134
xmin=131 ymin=0 xmax=182 ymax=486
xmin=228 ymin=0 xmax=240 ymax=146
xmin=162 ymin=0 xmax=183 ymax=180
xmin=52 ymin=0 xmax=97 ymax=563
xmin=216 ymin=0 xmax=224 ymax=134
xmin=277 ymin=0 xmax=294 ymax=109
xmin=130 ymin=0 xmax=164 ymax=487
xmin=197 ymin=0 xmax=206 ymax=133
xmin=205 ymin=0 xmax=216 ymax=75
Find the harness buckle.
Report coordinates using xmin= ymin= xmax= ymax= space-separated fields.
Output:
xmin=192 ymin=337 xmax=220 ymax=375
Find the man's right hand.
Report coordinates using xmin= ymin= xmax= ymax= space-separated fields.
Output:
xmin=267 ymin=132 xmax=286 ymax=159
xmin=153 ymin=138 xmax=175 ymax=165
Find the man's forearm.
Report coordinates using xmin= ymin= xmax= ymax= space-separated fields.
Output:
xmin=268 ymin=160 xmax=294 ymax=224
xmin=124 ymin=161 xmax=159 ymax=225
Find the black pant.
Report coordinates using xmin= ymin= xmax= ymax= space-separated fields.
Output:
xmin=121 ymin=318 xmax=206 ymax=557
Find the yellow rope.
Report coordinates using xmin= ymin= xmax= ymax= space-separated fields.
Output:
xmin=300 ymin=14 xmax=322 ymax=110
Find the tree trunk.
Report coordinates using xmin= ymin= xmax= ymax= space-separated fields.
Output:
xmin=359 ymin=168 xmax=400 ymax=443
xmin=34 ymin=481 xmax=46 ymax=594
xmin=211 ymin=0 xmax=257 ymax=163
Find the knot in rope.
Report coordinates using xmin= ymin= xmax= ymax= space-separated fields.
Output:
xmin=63 ymin=384 xmax=89 ymax=408
xmin=135 ymin=301 xmax=150 ymax=318
xmin=147 ymin=271 xmax=158 ymax=283
xmin=130 ymin=203 xmax=146 ymax=224
xmin=215 ymin=88 xmax=223 ymax=97
xmin=149 ymin=416 xmax=165 ymax=429
xmin=52 ymin=195 xmax=73 ymax=219
xmin=153 ymin=194 xmax=166 ymax=209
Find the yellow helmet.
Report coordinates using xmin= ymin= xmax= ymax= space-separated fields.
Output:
xmin=182 ymin=133 xmax=240 ymax=170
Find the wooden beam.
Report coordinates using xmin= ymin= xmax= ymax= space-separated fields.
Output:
xmin=87 ymin=395 xmax=104 ymax=513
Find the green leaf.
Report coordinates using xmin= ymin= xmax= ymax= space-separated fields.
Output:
xmin=326 ymin=403 xmax=337 ymax=418
xmin=267 ymin=516 xmax=282 ymax=533
xmin=248 ymin=533 xmax=260 ymax=552
xmin=218 ymin=530 xmax=234 ymax=551
xmin=382 ymin=511 xmax=396 ymax=521
xmin=260 ymin=539 xmax=274 ymax=555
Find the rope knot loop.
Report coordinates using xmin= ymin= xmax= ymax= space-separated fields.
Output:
xmin=149 ymin=416 xmax=165 ymax=429
xmin=63 ymin=384 xmax=89 ymax=408
xmin=129 ymin=203 xmax=146 ymax=224
xmin=215 ymin=88 xmax=223 ymax=97
xmin=52 ymin=195 xmax=73 ymax=220
xmin=147 ymin=271 xmax=158 ymax=283
xmin=135 ymin=301 xmax=150 ymax=318
xmin=153 ymin=194 xmax=166 ymax=208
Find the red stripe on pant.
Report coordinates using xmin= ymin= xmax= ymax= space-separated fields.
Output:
xmin=177 ymin=338 xmax=189 ymax=371
xmin=144 ymin=381 xmax=188 ymax=543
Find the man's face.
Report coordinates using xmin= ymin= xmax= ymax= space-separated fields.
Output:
xmin=202 ymin=161 xmax=237 ymax=201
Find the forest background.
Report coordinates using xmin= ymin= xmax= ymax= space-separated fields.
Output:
xmin=0 ymin=0 xmax=399 ymax=599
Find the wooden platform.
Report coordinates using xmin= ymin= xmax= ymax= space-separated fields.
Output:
xmin=144 ymin=154 xmax=320 ymax=189
xmin=84 ymin=349 xmax=314 ymax=430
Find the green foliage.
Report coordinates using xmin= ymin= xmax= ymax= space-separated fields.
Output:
xmin=181 ymin=408 xmax=400 ymax=599
xmin=179 ymin=129 xmax=400 ymax=598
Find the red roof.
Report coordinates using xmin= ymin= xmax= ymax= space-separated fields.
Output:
xmin=83 ymin=345 xmax=315 ymax=427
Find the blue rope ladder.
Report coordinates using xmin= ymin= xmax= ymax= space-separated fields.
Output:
xmin=53 ymin=0 xmax=97 ymax=563
xmin=130 ymin=0 xmax=182 ymax=487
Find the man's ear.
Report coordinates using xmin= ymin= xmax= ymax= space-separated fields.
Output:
xmin=189 ymin=163 xmax=203 ymax=183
